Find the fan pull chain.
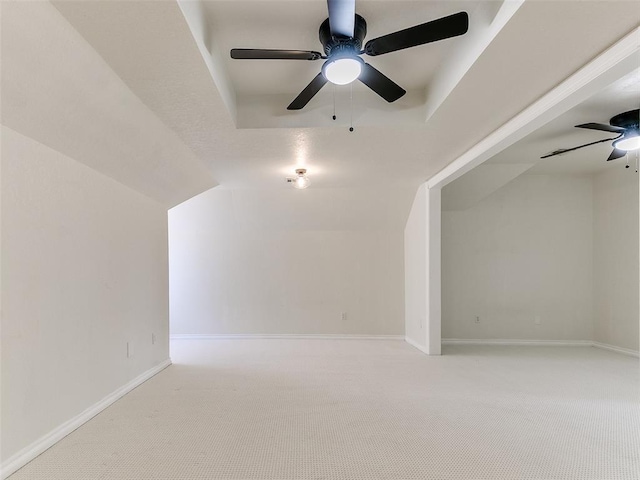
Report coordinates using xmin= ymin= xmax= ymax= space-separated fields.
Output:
xmin=625 ymin=153 xmax=630 ymax=169
xmin=332 ymin=84 xmax=336 ymax=121
xmin=349 ymin=83 xmax=354 ymax=132
xmin=636 ymin=151 xmax=638 ymax=173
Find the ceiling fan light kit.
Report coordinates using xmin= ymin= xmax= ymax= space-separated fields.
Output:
xmin=612 ymin=132 xmax=640 ymax=152
xmin=230 ymin=1 xmax=469 ymax=111
xmin=322 ymin=56 xmax=363 ymax=85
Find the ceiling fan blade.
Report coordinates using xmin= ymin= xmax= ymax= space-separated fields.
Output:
xmin=607 ymin=148 xmax=626 ymax=161
xmin=364 ymin=11 xmax=468 ymax=56
xmin=231 ymin=49 xmax=322 ymax=60
xmin=540 ymin=136 xmax=618 ymax=159
xmin=327 ymin=0 xmax=355 ymax=37
xmin=287 ymin=73 xmax=329 ymax=110
xmin=358 ymin=63 xmax=406 ymax=103
xmin=575 ymin=122 xmax=626 ymax=134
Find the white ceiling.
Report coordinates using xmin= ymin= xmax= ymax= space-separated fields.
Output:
xmin=186 ymin=0 xmax=512 ymax=128
xmin=3 ymin=0 xmax=640 ymax=225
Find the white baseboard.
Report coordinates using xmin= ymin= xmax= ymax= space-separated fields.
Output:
xmin=442 ymin=338 xmax=593 ymax=347
xmin=1 ymin=359 xmax=172 ymax=480
xmin=442 ymin=338 xmax=639 ymax=358
xmin=592 ymin=342 xmax=640 ymax=358
xmin=171 ymin=335 xmax=639 ymax=358
xmin=171 ymin=334 xmax=404 ymax=341
xmin=404 ymin=336 xmax=430 ymax=354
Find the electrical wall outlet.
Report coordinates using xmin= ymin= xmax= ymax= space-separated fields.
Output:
xmin=475 ymin=316 xmax=480 ymax=323
xmin=341 ymin=312 xmax=347 ymax=321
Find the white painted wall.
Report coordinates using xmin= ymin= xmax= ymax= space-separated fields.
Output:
xmin=1 ymin=127 xmax=170 ymax=465
xmin=403 ymin=184 xmax=441 ymax=354
xmin=593 ymin=167 xmax=639 ymax=351
xmin=442 ymin=174 xmax=594 ymax=341
xmin=169 ymin=187 xmax=408 ymax=335
xmin=404 ymin=185 xmax=427 ymax=348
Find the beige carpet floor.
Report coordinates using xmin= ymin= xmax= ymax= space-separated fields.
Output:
xmin=9 ymin=340 xmax=640 ymax=479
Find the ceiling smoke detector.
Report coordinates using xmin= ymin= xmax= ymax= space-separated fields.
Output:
xmin=287 ymin=168 xmax=310 ymax=189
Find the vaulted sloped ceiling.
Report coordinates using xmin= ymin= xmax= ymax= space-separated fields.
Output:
xmin=3 ymin=1 xmax=639 ymax=218
xmin=1 ymin=1 xmax=217 ymax=208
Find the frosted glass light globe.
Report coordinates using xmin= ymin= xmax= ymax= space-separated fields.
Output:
xmin=323 ymin=58 xmax=362 ymax=85
xmin=293 ymin=175 xmax=310 ymax=189
xmin=290 ymin=169 xmax=310 ymax=189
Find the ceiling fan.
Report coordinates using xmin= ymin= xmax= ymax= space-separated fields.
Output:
xmin=230 ymin=0 xmax=469 ymax=110
xmin=541 ymin=109 xmax=640 ymax=161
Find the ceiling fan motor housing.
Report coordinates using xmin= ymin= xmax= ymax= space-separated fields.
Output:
xmin=319 ymin=14 xmax=367 ymax=57
xmin=609 ymin=109 xmax=639 ymax=130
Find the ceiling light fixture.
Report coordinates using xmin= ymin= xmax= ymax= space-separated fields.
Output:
xmin=287 ymin=168 xmax=310 ymax=189
xmin=322 ymin=57 xmax=363 ymax=85
xmin=613 ymin=131 xmax=640 ymax=152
